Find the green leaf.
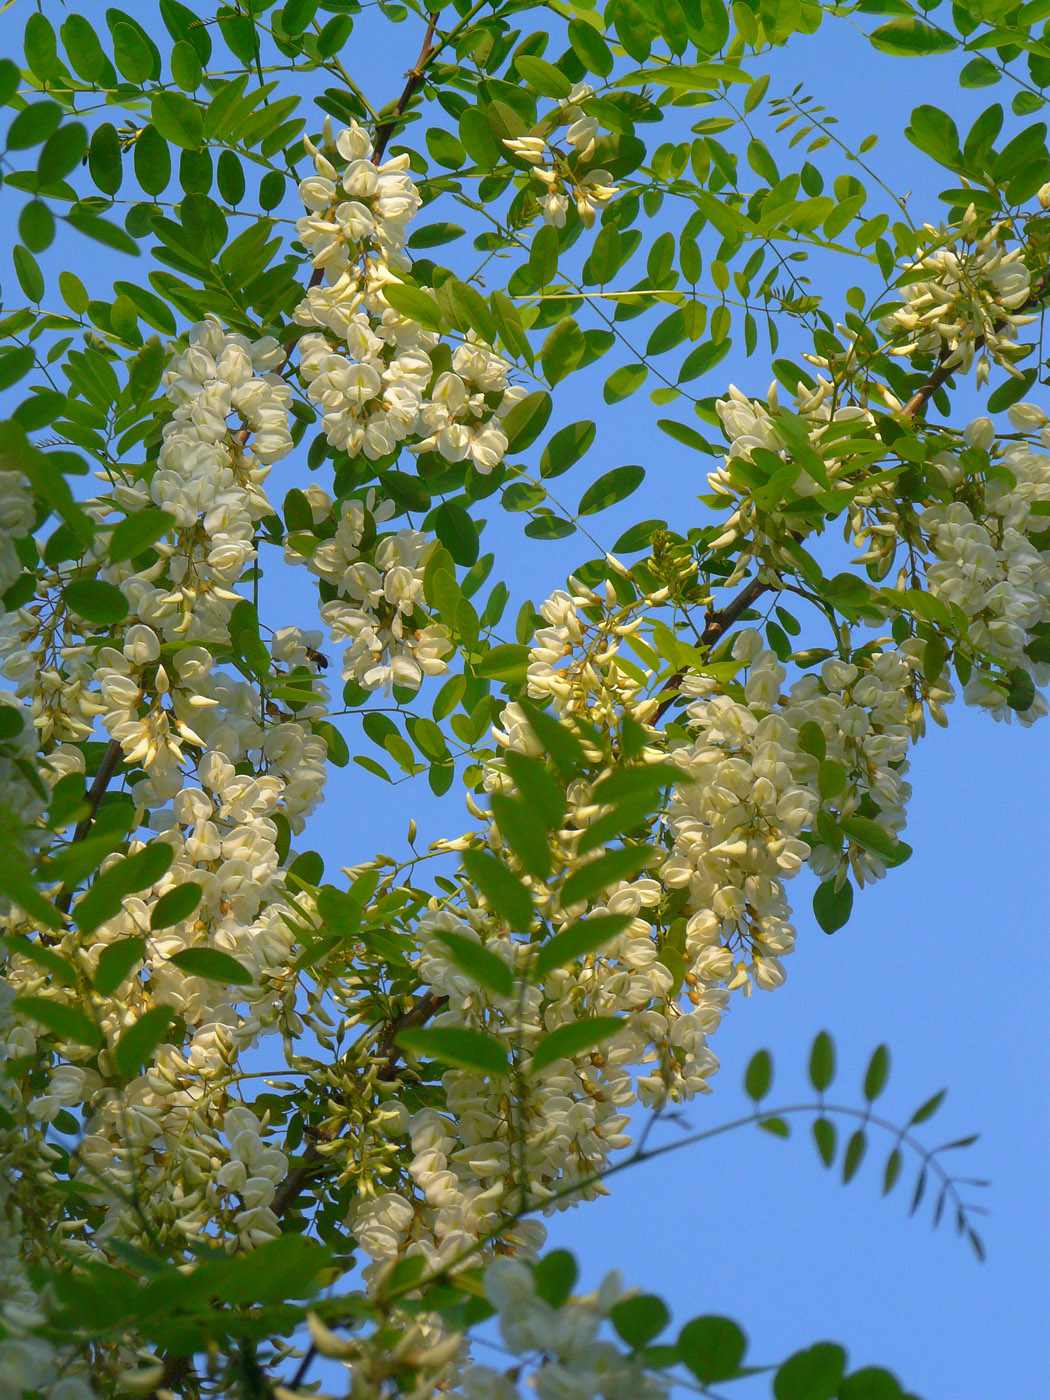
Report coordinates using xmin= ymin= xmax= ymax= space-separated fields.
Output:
xmin=431 ymin=499 xmax=478 ymax=567
xmin=869 ymin=19 xmax=955 ymax=56
xmin=842 ymin=1128 xmax=867 ymax=1183
xmin=0 ymin=935 xmax=77 ymax=988
xmin=0 ymin=856 xmax=62 ymax=929
xmin=114 ymin=1005 xmax=180 ymax=1078
xmin=959 ymin=57 xmax=999 ymax=88
xmin=774 ymin=1343 xmax=846 ymax=1400
xmin=569 ymin=19 xmax=613 ymax=77
xmin=169 ymin=947 xmax=254 ymax=986
xmin=383 ymin=281 xmax=446 ymax=332
xmin=0 ymin=347 xmax=35 ymax=390
xmin=678 ymin=1316 xmax=748 ymax=1384
xmin=540 ymin=421 xmax=595 ymax=479
xmin=7 ymin=101 xmax=62 ymax=152
xmin=475 ymin=643 xmax=529 ymax=682
xmin=66 ymin=210 xmax=139 ymax=256
xmin=0 ymin=58 xmax=20 ymax=106
xmin=839 ymin=815 xmax=898 ymax=861
xmin=908 ymin=1088 xmax=946 ymax=1125
xmin=396 ymin=1026 xmax=509 ymax=1076
xmin=38 ymin=123 xmax=88 ymax=185
xmin=529 ymin=224 xmax=559 ymax=287
xmin=171 ymin=39 xmax=202 ymax=91
xmin=559 ymin=846 xmax=654 ymax=908
xmin=502 ymin=391 xmax=552 ymax=451
xmin=150 ymin=883 xmax=204 ymax=930
xmin=112 ymin=21 xmax=154 ymax=82
xmin=812 ymin=1116 xmax=836 ymax=1168
xmin=813 ymin=878 xmax=852 ymax=934
xmin=744 ymin=1048 xmax=772 ymax=1101
xmin=13 ymin=245 xmax=44 ymax=303
xmin=838 ymin=1368 xmax=903 ymax=1400
xmin=578 ymin=465 xmax=645 ymax=516
xmin=491 ymin=792 xmax=550 ymax=879
xmin=533 ymin=914 xmax=632 ymax=980
xmin=108 ymin=508 xmax=173 ymax=564
xmin=503 ymin=752 xmax=565 ymax=830
xmin=134 ymin=124 xmax=172 ymax=196
xmin=515 ymin=54 xmax=572 ymax=99
xmin=150 ymin=91 xmax=204 ymax=150
xmin=604 ymin=363 xmax=647 ymax=404
xmin=430 ymin=929 xmax=514 ymax=998
xmin=809 ymin=1030 xmax=836 ymax=1092
xmin=905 ymin=104 xmax=962 ymax=171
xmin=62 ymin=580 xmax=129 ymax=625
xmin=12 ymin=997 xmax=101 ymax=1048
xmin=817 ymin=759 xmax=847 ymax=798
xmin=533 ymin=1249 xmax=578 ymax=1306
xmin=610 ymin=1295 xmax=670 ymax=1348
xmin=614 ymin=0 xmax=652 ymax=61
xmin=541 ymin=318 xmax=587 ymax=386
xmin=462 ymin=849 xmax=533 ymax=930
xmin=407 ymin=221 xmax=465 ymax=249
xmin=93 ymin=938 xmax=147 ymax=996
xmin=531 ymin=1015 xmax=624 ymax=1072
xmin=74 ymin=844 xmax=176 ymax=934
xmin=882 ymin=1147 xmax=903 ymax=1195
xmin=1005 ymin=666 xmax=1036 ymax=712
xmin=863 ymin=1044 xmax=890 ymax=1101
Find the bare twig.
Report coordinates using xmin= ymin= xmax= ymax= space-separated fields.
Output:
xmin=372 ymin=12 xmax=440 ymax=165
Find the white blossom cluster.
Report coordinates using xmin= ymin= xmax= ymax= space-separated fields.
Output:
xmin=0 ymin=696 xmax=48 ymax=912
xmin=665 ymin=630 xmax=925 ymax=995
xmin=503 ymin=83 xmax=619 ymax=228
xmin=707 ymin=377 xmax=881 ymax=584
xmin=0 ymin=988 xmax=95 ymax=1400
xmin=0 ymin=471 xmax=34 ymax=605
xmin=524 ymin=583 xmax=657 ymax=724
xmin=455 ymin=1259 xmax=668 ymax=1400
xmin=293 ymin=121 xmax=527 ymax=474
xmin=286 ymin=485 xmax=451 ymax=692
xmin=0 ymin=321 xmax=329 ymax=1265
xmin=917 ymin=406 xmax=1050 ymax=723
xmin=881 ymin=208 xmax=1036 ymax=386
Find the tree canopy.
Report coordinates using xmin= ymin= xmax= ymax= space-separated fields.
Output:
xmin=0 ymin=0 xmax=1047 ymax=1397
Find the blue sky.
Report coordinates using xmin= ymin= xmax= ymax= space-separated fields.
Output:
xmin=2 ymin=3 xmax=1047 ymax=1395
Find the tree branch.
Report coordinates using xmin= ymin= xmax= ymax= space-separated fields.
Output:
xmin=372 ymin=11 xmax=440 ymax=165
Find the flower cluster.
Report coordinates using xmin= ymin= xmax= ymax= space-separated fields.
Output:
xmin=881 ymin=207 xmax=1036 ymax=385
xmin=0 ymin=471 xmax=34 ymax=607
xmin=457 ymin=1259 xmax=668 ymax=1400
xmin=664 ymin=630 xmax=925 ymax=995
xmin=293 ymin=121 xmax=526 ymax=475
xmin=287 ymin=486 xmax=452 ymax=692
xmin=917 ymin=406 xmax=1050 ymax=723
xmin=504 ymin=84 xmax=619 ymax=228
xmin=707 ymin=378 xmax=882 ymax=583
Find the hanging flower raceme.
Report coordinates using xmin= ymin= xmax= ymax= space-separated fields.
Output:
xmin=880 ymin=207 xmax=1036 ymax=386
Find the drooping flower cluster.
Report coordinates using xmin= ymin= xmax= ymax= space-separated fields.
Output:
xmin=504 ymin=83 xmax=619 ymax=228
xmin=293 ymin=120 xmax=527 ymax=474
xmin=881 ymin=207 xmax=1036 ymax=385
xmin=0 ymin=471 xmax=34 ymax=606
xmin=286 ymin=486 xmax=452 ymax=692
xmin=664 ymin=630 xmax=929 ymax=995
xmin=456 ymin=1259 xmax=669 ymax=1400
xmin=917 ymin=405 xmax=1050 ymax=723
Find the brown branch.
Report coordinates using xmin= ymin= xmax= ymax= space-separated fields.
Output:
xmin=53 ymin=738 xmax=124 ymax=916
xmin=372 ymin=11 xmax=440 ymax=166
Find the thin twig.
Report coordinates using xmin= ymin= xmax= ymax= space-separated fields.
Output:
xmin=372 ymin=11 xmax=440 ymax=165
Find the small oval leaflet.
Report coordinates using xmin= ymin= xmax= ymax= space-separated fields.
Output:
xmin=169 ymin=948 xmax=254 ymax=985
